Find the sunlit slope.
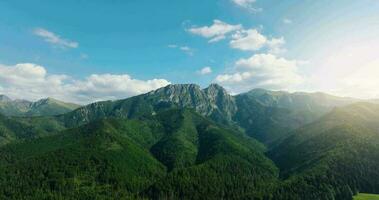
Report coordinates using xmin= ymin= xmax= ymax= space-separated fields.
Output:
xmin=269 ymin=103 xmax=379 ymax=199
xmin=234 ymin=88 xmax=359 ymax=144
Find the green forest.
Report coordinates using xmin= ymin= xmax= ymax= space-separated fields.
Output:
xmin=1 ymin=84 xmax=379 ymax=199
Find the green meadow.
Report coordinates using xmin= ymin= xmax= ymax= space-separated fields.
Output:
xmin=354 ymin=193 xmax=379 ymax=200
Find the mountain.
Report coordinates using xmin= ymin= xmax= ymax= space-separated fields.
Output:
xmin=234 ymin=88 xmax=359 ymax=144
xmin=59 ymin=84 xmax=357 ymax=145
xmin=0 ymin=108 xmax=278 ymax=199
xmin=0 ymin=96 xmax=80 ymax=117
xmin=3 ymin=99 xmax=377 ymax=199
xmin=269 ymin=102 xmax=379 ymax=199
xmin=0 ymin=95 xmax=31 ymax=116
xmin=26 ymin=97 xmax=81 ymax=116
xmin=0 ymin=84 xmax=379 ymax=199
xmin=1 ymin=84 xmax=377 ymax=199
xmin=0 ymin=95 xmax=11 ymax=102
xmin=58 ymin=84 xmax=238 ymax=129
xmin=242 ymin=88 xmax=356 ymax=112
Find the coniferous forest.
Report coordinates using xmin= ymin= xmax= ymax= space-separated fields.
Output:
xmin=1 ymin=84 xmax=379 ymax=199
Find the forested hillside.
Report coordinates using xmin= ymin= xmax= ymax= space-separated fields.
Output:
xmin=269 ymin=103 xmax=379 ymax=199
xmin=0 ymin=108 xmax=278 ymax=199
xmin=0 ymin=85 xmax=378 ymax=199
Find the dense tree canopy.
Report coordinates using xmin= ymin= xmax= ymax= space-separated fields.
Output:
xmin=0 ymin=85 xmax=379 ymax=199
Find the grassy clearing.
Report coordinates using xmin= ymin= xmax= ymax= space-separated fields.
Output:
xmin=354 ymin=193 xmax=379 ymax=200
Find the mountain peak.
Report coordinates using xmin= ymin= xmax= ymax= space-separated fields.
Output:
xmin=34 ymin=97 xmax=80 ymax=106
xmin=248 ymin=88 xmax=269 ymax=94
xmin=203 ymin=83 xmax=230 ymax=98
xmin=204 ymin=83 xmax=227 ymax=92
xmin=33 ymin=97 xmax=59 ymax=106
xmin=0 ymin=95 xmax=11 ymax=102
xmin=150 ymin=84 xmax=202 ymax=96
xmin=164 ymin=84 xmax=201 ymax=90
xmin=245 ymin=88 xmax=288 ymax=97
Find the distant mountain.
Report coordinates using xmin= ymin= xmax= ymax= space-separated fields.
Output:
xmin=0 ymin=95 xmax=80 ymax=117
xmin=269 ymin=102 xmax=379 ymax=199
xmin=234 ymin=88 xmax=360 ymax=144
xmin=242 ymin=88 xmax=357 ymax=112
xmin=0 ymin=95 xmax=31 ymax=116
xmin=26 ymin=97 xmax=80 ymax=116
xmin=0 ymin=95 xmax=11 ymax=102
xmin=0 ymin=108 xmax=277 ymax=199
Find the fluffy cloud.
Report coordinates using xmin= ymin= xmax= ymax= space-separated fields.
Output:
xmin=230 ymin=29 xmax=267 ymax=51
xmin=231 ymin=0 xmax=262 ymax=13
xmin=33 ymin=28 xmax=79 ymax=49
xmin=215 ymin=54 xmax=303 ymax=93
xmin=230 ymin=29 xmax=285 ymax=53
xmin=267 ymin=37 xmax=286 ymax=54
xmin=187 ymin=21 xmax=285 ymax=53
xmin=197 ymin=67 xmax=212 ymax=75
xmin=188 ymin=20 xmax=242 ymax=43
xmin=0 ymin=63 xmax=170 ymax=104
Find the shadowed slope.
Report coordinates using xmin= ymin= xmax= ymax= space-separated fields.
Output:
xmin=0 ymin=108 xmax=277 ymax=199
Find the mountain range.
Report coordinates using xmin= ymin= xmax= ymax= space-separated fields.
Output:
xmin=58 ymin=84 xmax=361 ymax=145
xmin=0 ymin=84 xmax=378 ymax=199
xmin=0 ymin=95 xmax=80 ymax=117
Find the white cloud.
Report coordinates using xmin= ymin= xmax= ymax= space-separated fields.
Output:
xmin=283 ymin=18 xmax=293 ymax=24
xmin=215 ymin=54 xmax=304 ymax=93
xmin=188 ymin=20 xmax=242 ymax=43
xmin=267 ymin=37 xmax=286 ymax=54
xmin=197 ymin=67 xmax=212 ymax=75
xmin=187 ymin=20 xmax=285 ymax=54
xmin=0 ymin=63 xmax=170 ymax=104
xmin=230 ymin=29 xmax=286 ymax=53
xmin=33 ymin=28 xmax=78 ymax=49
xmin=231 ymin=0 xmax=262 ymax=13
xmin=230 ymin=29 xmax=267 ymax=51
xmin=168 ymin=44 xmax=194 ymax=56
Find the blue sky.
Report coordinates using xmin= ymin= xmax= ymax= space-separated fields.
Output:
xmin=1 ymin=0 xmax=379 ymax=103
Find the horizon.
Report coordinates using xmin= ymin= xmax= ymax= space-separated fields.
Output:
xmin=0 ymin=82 xmax=373 ymax=105
xmin=1 ymin=0 xmax=379 ymax=103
